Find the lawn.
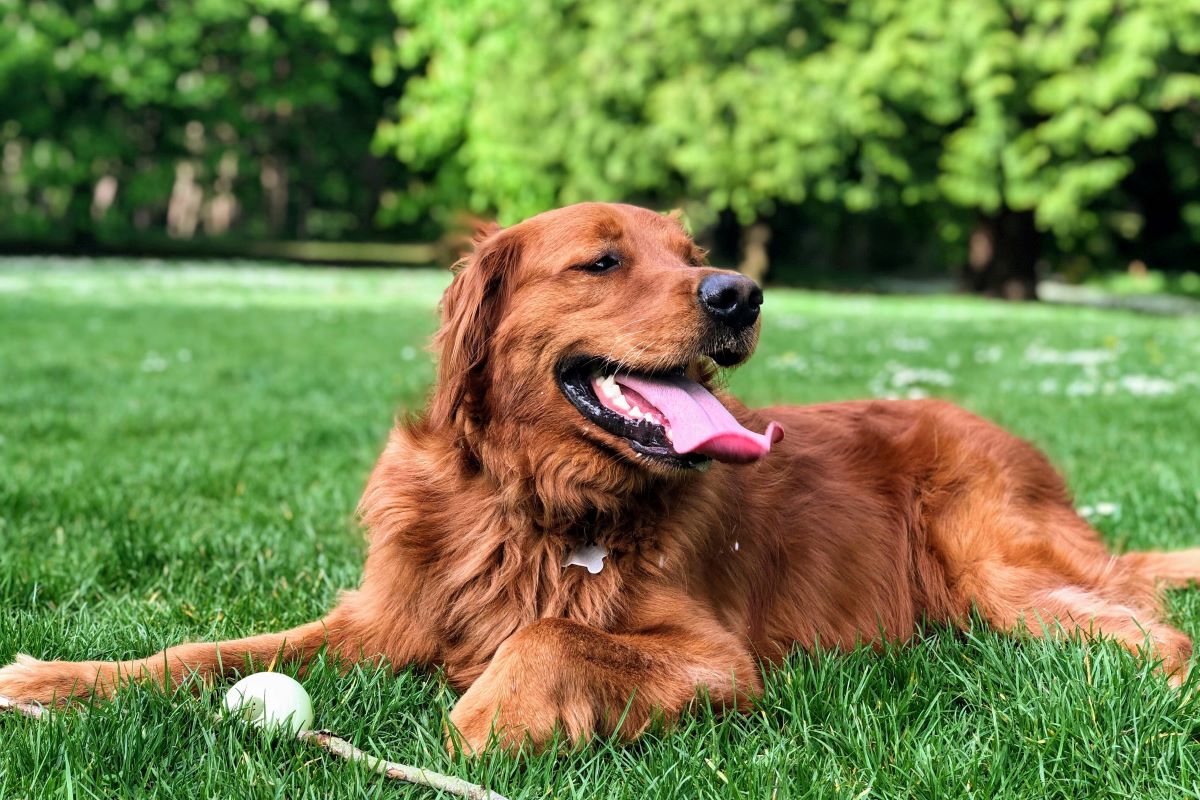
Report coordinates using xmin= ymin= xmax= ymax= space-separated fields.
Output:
xmin=2 ymin=258 xmax=1199 ymax=799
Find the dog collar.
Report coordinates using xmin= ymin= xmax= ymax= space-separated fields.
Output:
xmin=563 ymin=543 xmax=608 ymax=574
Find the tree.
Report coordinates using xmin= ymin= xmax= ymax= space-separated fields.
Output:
xmin=383 ymin=0 xmax=1200 ymax=296
xmin=858 ymin=0 xmax=1200 ymax=298
xmin=0 ymin=0 xmax=403 ymax=246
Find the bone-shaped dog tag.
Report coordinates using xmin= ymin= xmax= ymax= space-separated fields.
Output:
xmin=564 ymin=543 xmax=608 ymax=574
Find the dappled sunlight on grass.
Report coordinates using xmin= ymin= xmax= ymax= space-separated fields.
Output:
xmin=0 ymin=257 xmax=449 ymax=310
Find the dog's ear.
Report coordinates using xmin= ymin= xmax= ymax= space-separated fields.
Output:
xmin=429 ymin=222 xmax=523 ymax=435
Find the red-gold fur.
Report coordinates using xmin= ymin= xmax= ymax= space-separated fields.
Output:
xmin=2 ymin=203 xmax=1197 ymax=753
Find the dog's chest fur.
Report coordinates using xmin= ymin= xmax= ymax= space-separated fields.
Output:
xmin=359 ymin=434 xmax=726 ymax=687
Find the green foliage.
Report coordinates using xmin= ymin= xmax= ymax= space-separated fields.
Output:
xmin=386 ymin=0 xmax=1200 ymax=262
xmin=2 ymin=1 xmax=1198 ymax=274
xmin=907 ymin=0 xmax=1199 ymax=241
xmin=0 ymin=0 xmax=402 ymax=245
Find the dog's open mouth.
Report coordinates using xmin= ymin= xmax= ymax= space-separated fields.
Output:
xmin=557 ymin=358 xmax=783 ymax=468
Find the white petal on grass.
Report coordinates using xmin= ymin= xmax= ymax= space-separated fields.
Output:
xmin=1023 ymin=345 xmax=1115 ymax=366
xmin=1079 ymin=503 xmax=1120 ymax=518
xmin=140 ymin=352 xmax=169 ymax=372
xmin=973 ymin=346 xmax=1003 ymax=364
xmin=890 ymin=336 xmax=931 ymax=352
xmin=868 ymin=363 xmax=954 ymax=399
xmin=889 ymin=366 xmax=954 ymax=388
xmin=1118 ymin=375 xmax=1177 ymax=397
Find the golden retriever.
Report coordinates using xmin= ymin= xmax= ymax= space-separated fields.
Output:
xmin=2 ymin=202 xmax=1197 ymax=753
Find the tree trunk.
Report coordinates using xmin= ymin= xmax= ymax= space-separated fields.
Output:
xmin=737 ymin=222 xmax=771 ymax=285
xmin=964 ymin=209 xmax=1040 ymax=300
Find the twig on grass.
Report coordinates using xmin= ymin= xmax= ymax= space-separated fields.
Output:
xmin=1 ymin=695 xmax=506 ymax=800
xmin=298 ymin=730 xmax=508 ymax=800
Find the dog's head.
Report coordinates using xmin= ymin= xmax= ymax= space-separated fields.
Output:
xmin=429 ymin=203 xmax=781 ymax=503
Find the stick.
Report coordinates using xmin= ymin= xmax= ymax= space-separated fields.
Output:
xmin=297 ymin=730 xmax=508 ymax=800
xmin=0 ymin=695 xmax=47 ymax=720
xmin=1 ymin=696 xmax=506 ymax=800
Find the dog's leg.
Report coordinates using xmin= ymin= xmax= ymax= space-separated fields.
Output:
xmin=446 ymin=612 xmax=759 ymax=754
xmin=0 ymin=618 xmax=340 ymax=704
xmin=957 ymin=530 xmax=1192 ymax=679
xmin=975 ymin=580 xmax=1193 ymax=684
xmin=1122 ymin=548 xmax=1200 ymax=589
xmin=934 ymin=482 xmax=1194 ymax=682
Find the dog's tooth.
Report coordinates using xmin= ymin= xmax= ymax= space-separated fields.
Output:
xmin=629 ymin=406 xmax=643 ymax=418
xmin=613 ymin=393 xmax=631 ymax=411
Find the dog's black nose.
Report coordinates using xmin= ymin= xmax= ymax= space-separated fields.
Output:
xmin=698 ymin=273 xmax=763 ymax=331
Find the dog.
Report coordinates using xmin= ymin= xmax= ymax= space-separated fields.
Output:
xmin=1 ymin=202 xmax=1197 ymax=753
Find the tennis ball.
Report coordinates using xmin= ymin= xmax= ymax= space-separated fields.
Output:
xmin=224 ymin=672 xmax=314 ymax=736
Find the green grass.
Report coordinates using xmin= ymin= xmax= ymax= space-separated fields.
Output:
xmin=1084 ymin=268 xmax=1200 ymax=301
xmin=2 ymin=257 xmax=1199 ymax=799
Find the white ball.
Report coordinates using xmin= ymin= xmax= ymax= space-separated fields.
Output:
xmin=224 ymin=672 xmax=314 ymax=735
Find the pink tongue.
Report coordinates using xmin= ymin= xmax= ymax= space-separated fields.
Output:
xmin=615 ymin=373 xmax=783 ymax=464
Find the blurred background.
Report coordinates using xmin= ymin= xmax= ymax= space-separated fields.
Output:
xmin=3 ymin=0 xmax=1198 ymax=300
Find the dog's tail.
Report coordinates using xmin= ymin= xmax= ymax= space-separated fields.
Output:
xmin=1123 ymin=547 xmax=1200 ymax=589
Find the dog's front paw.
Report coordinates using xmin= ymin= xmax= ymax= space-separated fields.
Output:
xmin=448 ymin=680 xmax=567 ymax=757
xmin=0 ymin=654 xmax=116 ymax=705
xmin=446 ymin=637 xmax=598 ymax=756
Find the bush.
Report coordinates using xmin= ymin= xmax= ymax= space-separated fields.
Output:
xmin=0 ymin=0 xmax=405 ymax=247
xmin=384 ymin=0 xmax=1200 ymax=291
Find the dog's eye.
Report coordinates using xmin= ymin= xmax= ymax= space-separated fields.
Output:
xmin=579 ymin=254 xmax=621 ymax=274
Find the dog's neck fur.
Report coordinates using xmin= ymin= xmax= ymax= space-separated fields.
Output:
xmin=360 ymin=411 xmax=717 ymax=556
xmin=457 ymin=408 xmax=693 ymax=531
